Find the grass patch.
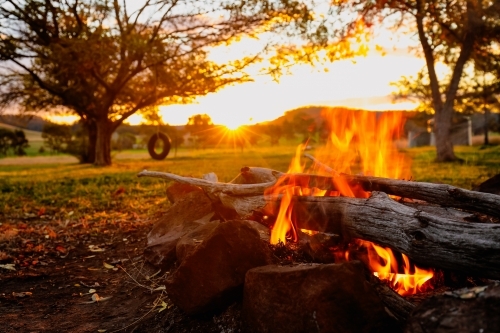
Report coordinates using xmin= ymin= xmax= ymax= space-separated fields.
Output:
xmin=1 ymin=144 xmax=499 ymax=225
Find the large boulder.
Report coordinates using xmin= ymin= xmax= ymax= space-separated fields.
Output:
xmin=406 ymin=284 xmax=500 ymax=333
xmin=144 ymin=190 xmax=214 ymax=268
xmin=243 ymin=262 xmax=399 ymax=333
xmin=474 ymin=174 xmax=500 ymax=195
xmin=175 ymin=220 xmax=220 ymax=263
xmin=165 ymin=220 xmax=273 ymax=315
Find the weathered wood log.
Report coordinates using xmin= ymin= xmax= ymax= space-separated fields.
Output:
xmin=277 ymin=172 xmax=500 ymax=218
xmin=287 ymin=192 xmax=500 ymax=280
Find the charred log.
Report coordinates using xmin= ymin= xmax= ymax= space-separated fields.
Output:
xmin=287 ymin=192 xmax=500 ymax=280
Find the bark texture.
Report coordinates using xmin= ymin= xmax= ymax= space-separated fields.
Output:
xmin=280 ymin=173 xmax=500 ymax=218
xmin=290 ymin=192 xmax=500 ymax=280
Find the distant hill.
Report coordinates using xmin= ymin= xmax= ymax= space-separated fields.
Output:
xmin=0 ymin=122 xmax=44 ymax=142
xmin=261 ymin=105 xmax=393 ymax=127
xmin=0 ymin=114 xmax=47 ymax=132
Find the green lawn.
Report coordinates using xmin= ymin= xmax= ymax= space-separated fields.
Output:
xmin=1 ymin=144 xmax=499 ymax=226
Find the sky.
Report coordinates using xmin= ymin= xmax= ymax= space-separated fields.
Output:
xmin=148 ymin=50 xmax=424 ymax=128
xmin=52 ymin=49 xmax=425 ymax=128
xmin=124 ymin=28 xmax=427 ymax=128
xmin=50 ymin=2 xmax=430 ymax=128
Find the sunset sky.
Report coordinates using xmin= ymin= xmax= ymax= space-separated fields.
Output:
xmin=50 ymin=14 xmax=434 ymax=128
xmin=125 ymin=29 xmax=428 ymax=128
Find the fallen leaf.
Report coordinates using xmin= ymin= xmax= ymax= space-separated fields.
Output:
xmin=98 ymin=330 xmax=107 ymax=332
xmin=81 ymin=293 xmax=112 ymax=304
xmin=0 ymin=263 xmax=16 ymax=271
xmin=12 ymin=292 xmax=32 ymax=297
xmin=88 ymin=245 xmax=105 ymax=252
xmin=88 ymin=289 xmax=96 ymax=294
xmin=55 ymin=245 xmax=67 ymax=254
xmin=103 ymin=262 xmax=114 ymax=269
xmin=158 ymin=300 xmax=167 ymax=313
xmin=153 ymin=286 xmax=166 ymax=291
xmin=113 ymin=186 xmax=126 ymax=197
xmin=37 ymin=207 xmax=46 ymax=217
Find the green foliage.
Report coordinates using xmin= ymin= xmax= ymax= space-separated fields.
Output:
xmin=0 ymin=128 xmax=29 ymax=156
xmin=11 ymin=130 xmax=29 ymax=156
xmin=39 ymin=122 xmax=90 ymax=162
xmin=185 ymin=114 xmax=215 ymax=148
xmin=112 ymin=132 xmax=136 ymax=151
xmin=42 ymin=123 xmax=72 ymax=153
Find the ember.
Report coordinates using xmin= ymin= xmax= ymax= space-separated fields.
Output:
xmin=267 ymin=110 xmax=434 ymax=295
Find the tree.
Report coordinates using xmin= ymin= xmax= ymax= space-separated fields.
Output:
xmin=42 ymin=123 xmax=72 ymax=154
xmin=0 ymin=128 xmax=13 ymax=156
xmin=185 ymin=114 xmax=214 ymax=149
xmin=262 ymin=124 xmax=283 ymax=146
xmin=274 ymin=0 xmax=500 ymax=161
xmin=394 ymin=67 xmax=500 ymax=145
xmin=10 ymin=129 xmax=29 ymax=155
xmin=0 ymin=0 xmax=313 ymax=165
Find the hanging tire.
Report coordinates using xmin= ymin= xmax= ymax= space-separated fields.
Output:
xmin=147 ymin=132 xmax=171 ymax=160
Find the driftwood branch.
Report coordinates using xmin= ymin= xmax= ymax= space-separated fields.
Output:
xmin=288 ymin=192 xmax=500 ymax=280
xmin=137 ymin=170 xmax=277 ymax=196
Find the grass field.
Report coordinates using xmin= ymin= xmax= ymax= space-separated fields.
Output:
xmin=1 ymin=144 xmax=499 ymax=226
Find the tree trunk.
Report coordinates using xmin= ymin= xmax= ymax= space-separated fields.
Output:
xmin=94 ymin=118 xmax=113 ymax=166
xmin=434 ymin=105 xmax=457 ymax=162
xmin=86 ymin=120 xmax=97 ymax=164
xmin=484 ymin=106 xmax=490 ymax=146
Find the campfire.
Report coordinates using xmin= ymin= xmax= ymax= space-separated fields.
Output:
xmin=138 ymin=109 xmax=500 ymax=332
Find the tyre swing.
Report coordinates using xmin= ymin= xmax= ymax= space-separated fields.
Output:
xmin=147 ymin=65 xmax=172 ymax=160
xmin=147 ymin=131 xmax=171 ymax=160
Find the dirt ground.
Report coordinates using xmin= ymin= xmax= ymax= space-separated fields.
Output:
xmin=0 ymin=218 xmax=243 ymax=333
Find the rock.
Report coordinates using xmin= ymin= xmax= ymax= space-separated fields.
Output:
xmin=474 ymin=174 xmax=500 ymax=195
xmin=245 ymin=220 xmax=270 ymax=242
xmin=144 ymin=190 xmax=214 ymax=268
xmin=165 ymin=220 xmax=273 ymax=315
xmin=176 ymin=220 xmax=220 ymax=263
xmin=165 ymin=182 xmax=203 ymax=204
xmin=405 ymin=283 xmax=500 ymax=333
xmin=243 ymin=262 xmax=399 ymax=333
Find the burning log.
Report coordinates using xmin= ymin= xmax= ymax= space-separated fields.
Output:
xmin=287 ymin=192 xmax=500 ymax=280
xmin=303 ymin=154 xmax=500 ymax=218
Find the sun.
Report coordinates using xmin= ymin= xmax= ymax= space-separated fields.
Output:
xmin=223 ymin=118 xmax=246 ymax=131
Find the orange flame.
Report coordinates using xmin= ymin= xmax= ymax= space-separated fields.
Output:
xmin=359 ymin=240 xmax=434 ymax=295
xmin=268 ymin=109 xmax=434 ymax=295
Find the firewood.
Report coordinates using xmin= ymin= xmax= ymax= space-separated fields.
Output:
xmin=287 ymin=192 xmax=500 ymax=280
xmin=367 ymin=274 xmax=416 ymax=323
xmin=276 ymin=171 xmax=500 ymax=218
